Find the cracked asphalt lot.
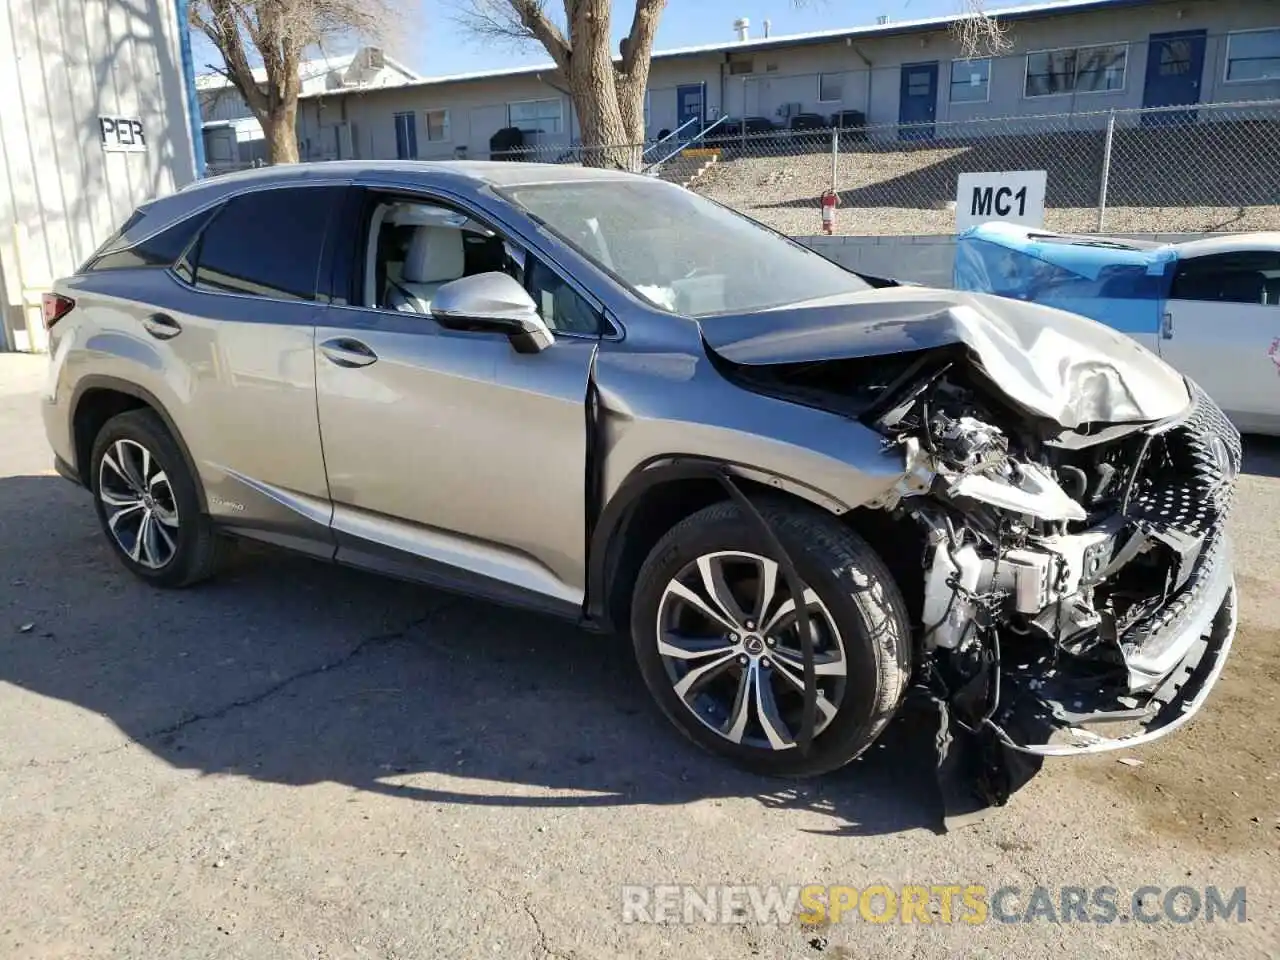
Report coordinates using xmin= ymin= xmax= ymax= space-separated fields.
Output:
xmin=1 ymin=354 xmax=1277 ymax=959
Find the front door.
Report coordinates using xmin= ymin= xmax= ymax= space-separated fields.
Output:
xmin=899 ymin=62 xmax=938 ymax=140
xmin=1142 ymin=30 xmax=1206 ymax=125
xmin=1161 ymin=250 xmax=1280 ymax=433
xmin=676 ymin=83 xmax=705 ymax=138
xmin=313 ymin=187 xmax=600 ymax=613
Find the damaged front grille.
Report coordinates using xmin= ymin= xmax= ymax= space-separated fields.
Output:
xmin=1126 ymin=383 xmax=1242 ymax=539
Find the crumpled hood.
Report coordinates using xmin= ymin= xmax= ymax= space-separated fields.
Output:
xmin=698 ymin=286 xmax=1191 ymax=428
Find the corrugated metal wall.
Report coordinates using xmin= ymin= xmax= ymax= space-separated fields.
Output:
xmin=0 ymin=0 xmax=197 ymax=352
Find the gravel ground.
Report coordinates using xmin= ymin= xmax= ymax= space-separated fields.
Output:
xmin=692 ymin=146 xmax=1280 ymax=237
xmin=1 ymin=352 xmax=1278 ymax=959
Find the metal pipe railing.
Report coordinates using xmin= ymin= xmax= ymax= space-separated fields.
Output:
xmin=641 ymin=116 xmax=699 ymax=159
xmin=645 ymin=115 xmax=728 ymax=173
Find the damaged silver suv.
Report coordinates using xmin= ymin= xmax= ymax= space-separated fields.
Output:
xmin=41 ymin=162 xmax=1239 ymax=782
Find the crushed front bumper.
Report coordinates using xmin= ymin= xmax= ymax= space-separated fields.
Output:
xmin=994 ymin=553 xmax=1236 ymax=757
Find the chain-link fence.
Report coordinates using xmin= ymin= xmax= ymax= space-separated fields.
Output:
xmin=210 ymin=97 xmax=1280 ymax=238
xmin=677 ymin=99 xmax=1280 ymax=236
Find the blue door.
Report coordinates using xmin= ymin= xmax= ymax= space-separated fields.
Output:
xmin=1142 ymin=30 xmax=1206 ymax=125
xmin=676 ymin=83 xmax=705 ymax=139
xmin=899 ymin=62 xmax=938 ymax=140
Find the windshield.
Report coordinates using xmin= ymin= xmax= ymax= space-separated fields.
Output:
xmin=500 ymin=179 xmax=870 ymax=317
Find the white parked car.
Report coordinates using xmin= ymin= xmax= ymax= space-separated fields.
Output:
xmin=956 ymin=223 xmax=1280 ymax=435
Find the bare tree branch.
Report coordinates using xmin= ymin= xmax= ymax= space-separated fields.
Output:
xmin=192 ymin=0 xmax=406 ymax=163
xmin=618 ymin=0 xmax=663 ymax=78
xmin=950 ymin=0 xmax=1012 ymax=57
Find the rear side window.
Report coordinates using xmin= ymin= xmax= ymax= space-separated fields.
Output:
xmin=85 ymin=210 xmax=212 ymax=272
xmin=1171 ymin=251 xmax=1280 ymax=306
xmin=188 ymin=186 xmax=342 ymax=301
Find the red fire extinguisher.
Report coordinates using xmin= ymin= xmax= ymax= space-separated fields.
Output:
xmin=820 ymin=190 xmax=839 ymax=235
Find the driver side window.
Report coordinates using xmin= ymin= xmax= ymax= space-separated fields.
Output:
xmin=364 ymin=199 xmax=516 ymax=314
xmin=362 ymin=193 xmax=602 ymax=335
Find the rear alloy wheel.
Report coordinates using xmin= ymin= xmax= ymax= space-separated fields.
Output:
xmin=631 ymin=500 xmax=912 ymax=777
xmin=98 ymin=438 xmax=181 ymax=570
xmin=90 ymin=409 xmax=226 ymax=587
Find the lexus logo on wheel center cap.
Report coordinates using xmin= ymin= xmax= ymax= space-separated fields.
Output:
xmin=743 ymin=636 xmax=764 ymax=655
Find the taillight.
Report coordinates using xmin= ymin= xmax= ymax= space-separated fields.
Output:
xmin=42 ymin=293 xmax=75 ymax=329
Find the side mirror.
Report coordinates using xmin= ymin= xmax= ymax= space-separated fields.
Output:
xmin=430 ymin=272 xmax=554 ymax=354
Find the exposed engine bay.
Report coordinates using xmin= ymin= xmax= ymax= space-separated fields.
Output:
xmin=721 ymin=344 xmax=1240 ymax=768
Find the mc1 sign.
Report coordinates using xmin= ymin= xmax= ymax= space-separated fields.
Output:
xmin=955 ymin=170 xmax=1047 ymax=231
xmin=99 ymin=116 xmax=147 ymax=153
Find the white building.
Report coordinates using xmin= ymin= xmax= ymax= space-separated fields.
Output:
xmin=290 ymin=0 xmax=1280 ymax=161
xmin=197 ymin=46 xmax=418 ymax=173
xmin=0 ymin=0 xmax=200 ymax=352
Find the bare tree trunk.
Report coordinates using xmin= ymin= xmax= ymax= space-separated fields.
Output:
xmin=570 ymin=73 xmax=630 ymax=168
xmin=565 ymin=0 xmax=632 ymax=169
xmin=468 ymin=0 xmax=666 ymax=171
xmin=263 ymin=104 xmax=299 ymax=164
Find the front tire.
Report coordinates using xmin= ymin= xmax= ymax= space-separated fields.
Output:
xmin=90 ymin=409 xmax=225 ymax=588
xmin=630 ymin=500 xmax=912 ymax=777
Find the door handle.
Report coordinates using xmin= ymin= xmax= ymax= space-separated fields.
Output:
xmin=142 ymin=313 xmax=181 ymax=340
xmin=319 ymin=337 xmax=378 ymax=368
xmin=1161 ymin=311 xmax=1174 ymax=340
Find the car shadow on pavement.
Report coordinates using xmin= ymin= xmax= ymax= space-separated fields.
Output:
xmin=1242 ymin=433 xmax=1280 ymax=479
xmin=0 ymin=475 xmax=948 ymax=837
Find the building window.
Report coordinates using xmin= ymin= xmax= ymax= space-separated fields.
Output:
xmin=393 ymin=112 xmax=417 ymax=159
xmin=1226 ymin=28 xmax=1280 ymax=83
xmin=508 ymin=98 xmax=563 ymax=134
xmin=950 ymin=58 xmax=991 ymax=102
xmin=818 ymin=73 xmax=843 ymax=102
xmin=729 ymin=59 xmax=754 ymax=76
xmin=1025 ymin=43 xmax=1127 ymax=97
xmin=424 ymin=109 xmax=450 ymax=142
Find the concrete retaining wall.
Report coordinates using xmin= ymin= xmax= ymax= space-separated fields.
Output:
xmin=796 ymin=233 xmax=1215 ymax=287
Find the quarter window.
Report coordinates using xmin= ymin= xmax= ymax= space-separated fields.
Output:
xmin=1171 ymin=252 xmax=1280 ymax=306
xmin=394 ymin=111 xmax=418 ymax=159
xmin=525 ymin=258 xmax=602 ymax=335
xmin=507 ymin=99 xmax=563 ymax=134
xmin=1226 ymin=29 xmax=1280 ymax=83
xmin=87 ymin=209 xmax=213 ymax=272
xmin=1025 ymin=43 xmax=1126 ymax=96
xmin=950 ymin=59 xmax=991 ymax=103
xmin=189 ymin=187 xmax=342 ymax=301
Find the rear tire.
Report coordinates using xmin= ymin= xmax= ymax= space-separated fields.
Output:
xmin=89 ymin=409 xmax=226 ymax=588
xmin=630 ymin=499 xmax=912 ymax=777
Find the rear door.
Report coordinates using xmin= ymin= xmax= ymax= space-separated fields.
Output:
xmin=153 ymin=184 xmax=346 ymax=550
xmin=312 ymin=185 xmax=600 ymax=613
xmin=1161 ymin=249 xmax=1280 ymax=432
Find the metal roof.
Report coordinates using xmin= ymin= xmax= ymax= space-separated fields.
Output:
xmin=300 ymin=0 xmax=1167 ymax=100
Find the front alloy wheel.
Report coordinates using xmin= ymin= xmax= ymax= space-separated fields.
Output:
xmin=98 ymin=438 xmax=180 ymax=569
xmin=656 ymin=550 xmax=848 ymax=750
xmin=631 ymin=500 xmax=912 ymax=777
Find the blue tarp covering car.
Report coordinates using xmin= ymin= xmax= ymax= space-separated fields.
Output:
xmin=953 ymin=221 xmax=1280 ymax=434
xmin=953 ymin=222 xmax=1179 ymax=341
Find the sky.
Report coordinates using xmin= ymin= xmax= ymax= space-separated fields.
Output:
xmin=190 ymin=0 xmax=1052 ymax=79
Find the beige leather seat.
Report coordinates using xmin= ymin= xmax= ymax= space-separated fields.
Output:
xmin=388 ymin=226 xmax=466 ymax=314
